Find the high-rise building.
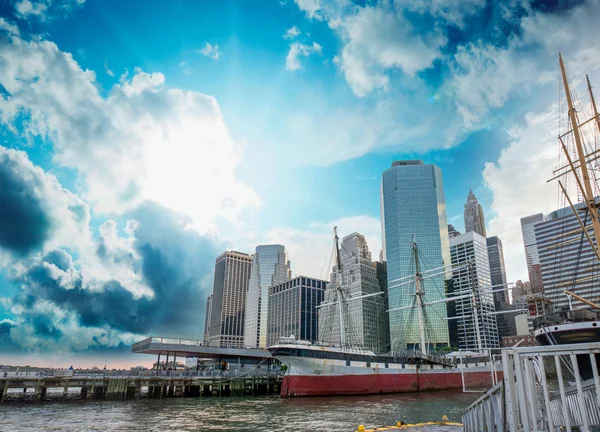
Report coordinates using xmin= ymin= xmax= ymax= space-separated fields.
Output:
xmin=244 ymin=245 xmax=292 ymax=348
xmin=318 ymin=233 xmax=389 ymax=352
xmin=464 ymin=189 xmax=486 ymax=237
xmin=267 ymin=276 xmax=327 ymax=346
xmin=520 ymin=213 xmax=546 ymax=293
xmin=449 ymin=231 xmax=499 ymax=349
xmin=486 ymin=236 xmax=517 ymax=340
xmin=448 ymin=224 xmax=461 ymax=238
xmin=208 ymin=251 xmax=253 ymax=348
xmin=513 ymin=280 xmax=531 ymax=298
xmin=203 ymin=294 xmax=213 ymax=345
xmin=381 ymin=160 xmax=450 ymax=352
xmin=535 ymin=202 xmax=600 ymax=310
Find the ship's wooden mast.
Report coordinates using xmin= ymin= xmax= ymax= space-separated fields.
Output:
xmin=412 ymin=236 xmax=428 ymax=354
xmin=558 ymin=54 xmax=600 ymax=254
xmin=587 ymin=74 xmax=600 ymax=136
xmin=333 ymin=226 xmax=346 ymax=347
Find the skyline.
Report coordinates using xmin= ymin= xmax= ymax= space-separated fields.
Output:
xmin=1 ymin=0 xmax=600 ymax=365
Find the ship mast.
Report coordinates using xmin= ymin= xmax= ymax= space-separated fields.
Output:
xmin=334 ymin=226 xmax=346 ymax=348
xmin=412 ymin=236 xmax=428 ymax=354
xmin=587 ymin=74 xmax=600 ymax=136
xmin=559 ymin=54 xmax=600 ymax=252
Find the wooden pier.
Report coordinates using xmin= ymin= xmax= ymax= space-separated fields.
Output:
xmin=0 ymin=374 xmax=281 ymax=403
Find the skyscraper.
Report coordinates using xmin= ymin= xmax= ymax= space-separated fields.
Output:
xmin=486 ymin=236 xmax=516 ymax=340
xmin=244 ymin=245 xmax=292 ymax=348
xmin=520 ymin=213 xmax=546 ymax=293
xmin=464 ymin=189 xmax=486 ymax=237
xmin=448 ymin=224 xmax=461 ymax=238
xmin=449 ymin=231 xmax=499 ymax=349
xmin=381 ymin=160 xmax=450 ymax=352
xmin=203 ymin=294 xmax=213 ymax=345
xmin=535 ymin=202 xmax=600 ymax=310
xmin=318 ymin=232 xmax=389 ymax=352
xmin=208 ymin=251 xmax=253 ymax=348
xmin=267 ymin=275 xmax=327 ymax=346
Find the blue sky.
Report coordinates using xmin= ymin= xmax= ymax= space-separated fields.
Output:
xmin=0 ymin=0 xmax=599 ymax=365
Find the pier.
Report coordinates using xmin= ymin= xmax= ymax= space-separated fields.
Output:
xmin=0 ymin=370 xmax=281 ymax=404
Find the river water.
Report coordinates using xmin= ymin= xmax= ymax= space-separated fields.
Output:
xmin=0 ymin=390 xmax=477 ymax=431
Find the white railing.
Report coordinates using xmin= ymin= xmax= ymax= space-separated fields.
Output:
xmin=463 ymin=381 xmax=504 ymax=432
xmin=463 ymin=342 xmax=600 ymax=432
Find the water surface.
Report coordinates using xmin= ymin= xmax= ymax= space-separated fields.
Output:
xmin=0 ymin=390 xmax=478 ymax=431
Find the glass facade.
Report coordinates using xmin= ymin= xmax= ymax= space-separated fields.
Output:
xmin=244 ymin=245 xmax=291 ymax=348
xmin=267 ymin=276 xmax=326 ymax=346
xmin=381 ymin=160 xmax=450 ymax=352
xmin=535 ymin=202 xmax=600 ymax=310
xmin=486 ymin=236 xmax=516 ymax=341
xmin=450 ymin=232 xmax=499 ymax=349
xmin=520 ymin=213 xmax=546 ymax=293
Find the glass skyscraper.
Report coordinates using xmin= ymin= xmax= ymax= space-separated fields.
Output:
xmin=381 ymin=160 xmax=450 ymax=352
xmin=244 ymin=245 xmax=291 ymax=348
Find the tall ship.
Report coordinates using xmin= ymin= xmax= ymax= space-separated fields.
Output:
xmin=533 ymin=54 xmax=600 ymax=350
xmin=269 ymin=228 xmax=499 ymax=397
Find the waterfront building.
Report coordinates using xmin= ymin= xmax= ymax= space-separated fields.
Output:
xmin=464 ymin=189 xmax=486 ymax=237
xmin=381 ymin=160 xmax=450 ymax=352
xmin=267 ymin=275 xmax=327 ymax=346
xmin=534 ymin=202 xmax=600 ymax=310
xmin=520 ymin=213 xmax=546 ymax=293
xmin=203 ymin=294 xmax=213 ymax=345
xmin=513 ymin=280 xmax=531 ymax=298
xmin=448 ymin=224 xmax=461 ymax=238
xmin=449 ymin=231 xmax=499 ymax=349
xmin=318 ymin=232 xmax=389 ymax=352
xmin=244 ymin=245 xmax=292 ymax=348
xmin=208 ymin=251 xmax=253 ymax=348
xmin=486 ymin=236 xmax=517 ymax=340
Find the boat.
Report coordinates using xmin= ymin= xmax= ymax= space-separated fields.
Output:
xmin=533 ymin=55 xmax=600 ymax=350
xmin=269 ymin=228 xmax=500 ymax=397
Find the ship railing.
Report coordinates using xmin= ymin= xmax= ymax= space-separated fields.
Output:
xmin=463 ymin=342 xmax=600 ymax=432
xmin=462 ymin=380 xmax=504 ymax=432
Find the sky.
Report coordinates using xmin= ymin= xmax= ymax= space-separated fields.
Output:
xmin=1 ymin=0 xmax=600 ymax=367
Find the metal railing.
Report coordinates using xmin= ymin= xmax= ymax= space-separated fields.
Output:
xmin=0 ymin=368 xmax=281 ymax=379
xmin=463 ymin=342 xmax=600 ymax=432
xmin=463 ymin=381 xmax=504 ymax=432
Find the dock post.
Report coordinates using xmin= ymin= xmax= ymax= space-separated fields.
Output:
xmin=1 ymin=383 xmax=7 ymax=404
xmin=252 ymin=377 xmax=255 ymax=396
xmin=160 ymin=383 xmax=164 ymax=399
xmin=81 ymin=385 xmax=88 ymax=400
xmin=34 ymin=380 xmax=41 ymax=403
xmin=63 ymin=381 xmax=69 ymax=400
xmin=88 ymin=384 xmax=95 ymax=400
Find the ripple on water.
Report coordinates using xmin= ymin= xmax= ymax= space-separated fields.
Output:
xmin=0 ymin=390 xmax=479 ymax=432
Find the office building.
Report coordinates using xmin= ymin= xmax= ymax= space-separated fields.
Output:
xmin=244 ymin=245 xmax=292 ymax=348
xmin=449 ymin=231 xmax=499 ymax=349
xmin=381 ymin=160 xmax=450 ymax=352
xmin=203 ymin=294 xmax=213 ymax=345
xmin=208 ymin=251 xmax=253 ymax=348
xmin=464 ymin=189 xmax=486 ymax=237
xmin=513 ymin=280 xmax=531 ymax=298
xmin=535 ymin=201 xmax=600 ymax=309
xmin=318 ymin=233 xmax=389 ymax=352
xmin=448 ymin=224 xmax=461 ymax=238
xmin=267 ymin=276 xmax=327 ymax=346
xmin=486 ymin=236 xmax=517 ymax=340
xmin=520 ymin=213 xmax=546 ymax=293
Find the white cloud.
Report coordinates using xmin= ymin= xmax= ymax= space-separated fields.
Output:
xmin=294 ymin=0 xmax=323 ymax=20
xmin=284 ymin=25 xmax=301 ymax=39
xmin=448 ymin=0 xmax=600 ymax=125
xmin=198 ymin=42 xmax=221 ymax=60
xmin=335 ymin=4 xmax=446 ymax=97
xmin=0 ymin=34 xmax=259 ymax=234
xmin=0 ymin=18 xmax=19 ymax=36
xmin=14 ymin=0 xmax=86 ymax=20
xmin=104 ymin=60 xmax=114 ymax=77
xmin=405 ymin=0 xmax=485 ymax=27
xmin=286 ymin=41 xmax=322 ymax=71
xmin=264 ymin=215 xmax=382 ymax=280
xmin=482 ymin=104 xmax=578 ymax=282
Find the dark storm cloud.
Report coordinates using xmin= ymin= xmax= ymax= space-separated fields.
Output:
xmin=0 ymin=151 xmax=51 ymax=255
xmin=13 ymin=201 xmax=222 ymax=344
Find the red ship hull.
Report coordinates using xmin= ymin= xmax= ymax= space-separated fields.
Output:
xmin=280 ymin=370 xmax=498 ymax=397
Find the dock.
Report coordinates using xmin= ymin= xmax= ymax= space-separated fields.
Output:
xmin=0 ymin=370 xmax=281 ymax=403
